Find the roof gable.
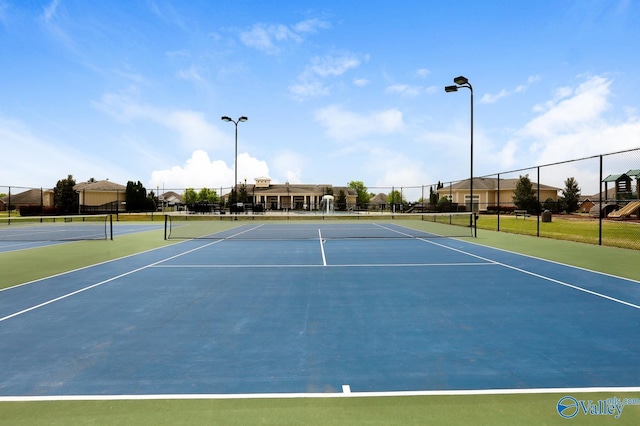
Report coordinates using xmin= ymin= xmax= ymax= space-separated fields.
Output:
xmin=450 ymin=178 xmax=561 ymax=191
xmin=74 ymin=180 xmax=126 ymax=191
xmin=0 ymin=188 xmax=46 ymax=204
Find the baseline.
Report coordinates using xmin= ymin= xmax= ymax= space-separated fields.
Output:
xmin=2 ymin=386 xmax=639 ymax=402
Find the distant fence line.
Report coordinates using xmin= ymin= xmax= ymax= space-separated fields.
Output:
xmin=2 ymin=147 xmax=639 ymax=249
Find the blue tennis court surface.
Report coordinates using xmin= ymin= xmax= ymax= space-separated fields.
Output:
xmin=1 ymin=222 xmax=639 ymax=397
xmin=0 ymin=223 xmax=163 ymax=253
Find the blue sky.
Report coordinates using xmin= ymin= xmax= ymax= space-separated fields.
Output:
xmin=1 ymin=0 xmax=639 ymax=199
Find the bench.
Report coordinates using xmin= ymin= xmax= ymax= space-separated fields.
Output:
xmin=514 ymin=210 xmax=530 ymax=219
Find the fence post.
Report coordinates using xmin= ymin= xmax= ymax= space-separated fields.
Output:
xmin=599 ymin=155 xmax=603 ymax=245
xmin=497 ymin=173 xmax=501 ymax=232
xmin=537 ymin=166 xmax=541 ymax=237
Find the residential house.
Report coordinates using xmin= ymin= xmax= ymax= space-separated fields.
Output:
xmin=0 ymin=188 xmax=54 ymax=212
xmin=74 ymin=180 xmax=126 ymax=213
xmin=368 ymin=193 xmax=388 ymax=211
xmin=447 ymin=177 xmax=561 ymax=212
xmin=159 ymin=191 xmax=183 ymax=211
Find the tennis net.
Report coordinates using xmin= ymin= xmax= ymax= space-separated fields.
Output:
xmin=0 ymin=214 xmax=113 ymax=241
xmin=164 ymin=212 xmax=476 ymax=240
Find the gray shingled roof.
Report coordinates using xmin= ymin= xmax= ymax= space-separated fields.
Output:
xmin=450 ymin=178 xmax=561 ymax=191
xmin=0 ymin=188 xmax=49 ymax=204
xmin=74 ymin=180 xmax=126 ymax=191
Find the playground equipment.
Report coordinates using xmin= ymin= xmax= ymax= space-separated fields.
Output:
xmin=608 ymin=201 xmax=640 ymax=219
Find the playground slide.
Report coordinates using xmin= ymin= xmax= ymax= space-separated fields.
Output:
xmin=608 ymin=200 xmax=640 ymax=218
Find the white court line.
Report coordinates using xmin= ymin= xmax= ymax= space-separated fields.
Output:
xmin=2 ymin=386 xmax=639 ymax=402
xmin=0 ymin=226 xmax=268 ymax=323
xmin=426 ymin=239 xmax=640 ymax=310
xmin=319 ymin=229 xmax=327 ymax=266
xmin=376 ymin=223 xmax=640 ymax=311
xmin=151 ymin=262 xmax=492 ymax=268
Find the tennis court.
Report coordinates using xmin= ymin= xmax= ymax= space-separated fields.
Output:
xmin=1 ymin=217 xmax=639 ymax=401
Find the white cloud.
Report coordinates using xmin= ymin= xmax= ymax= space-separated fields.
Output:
xmin=353 ymin=78 xmax=370 ymax=87
xmin=148 ymin=150 xmax=270 ymax=190
xmin=385 ymin=84 xmax=424 ymax=97
xmin=289 ymin=81 xmax=330 ymax=99
xmin=415 ymin=68 xmax=430 ymax=78
xmin=309 ymin=53 xmax=362 ymax=77
xmin=290 ymin=52 xmax=366 ymax=100
xmin=240 ymin=19 xmax=329 ymax=54
xmin=0 ymin=114 xmax=129 ymax=188
xmin=293 ymin=18 xmax=330 ymax=34
xmin=480 ymin=89 xmax=509 ymax=104
xmin=271 ymin=151 xmax=307 ymax=184
xmin=522 ymin=75 xmax=611 ymax=139
xmin=240 ymin=23 xmax=301 ymax=54
xmin=39 ymin=0 xmax=74 ymax=48
xmin=314 ymin=105 xmax=405 ymax=141
xmin=489 ymin=75 xmax=640 ymax=193
xmin=480 ymin=75 xmax=541 ymax=104
xmin=93 ymin=89 xmax=227 ymax=152
xmin=177 ymin=65 xmax=204 ymax=83
xmin=42 ymin=0 xmax=59 ymax=23
xmin=368 ymin=148 xmax=429 ymax=201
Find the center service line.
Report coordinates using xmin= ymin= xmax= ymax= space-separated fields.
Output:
xmin=318 ymin=229 xmax=327 ymax=266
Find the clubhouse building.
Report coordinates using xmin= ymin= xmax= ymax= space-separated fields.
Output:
xmin=223 ymin=177 xmax=358 ymax=211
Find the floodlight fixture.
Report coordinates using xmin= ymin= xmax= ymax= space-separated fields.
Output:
xmin=454 ymin=75 xmax=469 ymax=85
xmin=444 ymin=85 xmax=458 ymax=93
xmin=221 ymin=116 xmax=232 ymax=122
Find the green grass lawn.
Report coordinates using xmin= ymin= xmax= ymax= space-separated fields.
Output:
xmin=476 ymin=214 xmax=640 ymax=250
xmin=2 ymin=392 xmax=640 ymax=425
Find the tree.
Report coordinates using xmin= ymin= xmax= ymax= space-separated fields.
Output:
xmin=147 ymin=190 xmax=158 ymax=211
xmin=543 ymin=197 xmax=558 ymax=213
xmin=429 ymin=186 xmax=438 ymax=206
xmin=238 ymin=183 xmax=247 ymax=203
xmin=336 ymin=190 xmax=347 ymax=211
xmin=437 ymin=196 xmax=452 ymax=212
xmin=387 ymin=190 xmax=406 ymax=211
xmin=512 ymin=174 xmax=540 ymax=213
xmin=197 ymin=187 xmax=219 ymax=204
xmin=348 ymin=180 xmax=371 ymax=208
xmin=126 ymin=181 xmax=155 ymax=212
xmin=561 ymin=177 xmax=581 ymax=213
xmin=54 ymin=175 xmax=78 ymax=214
xmin=183 ymin=188 xmax=197 ymax=205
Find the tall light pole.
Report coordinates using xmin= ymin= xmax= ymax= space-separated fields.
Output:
xmin=445 ymin=76 xmax=475 ymax=236
xmin=221 ymin=116 xmax=248 ymax=214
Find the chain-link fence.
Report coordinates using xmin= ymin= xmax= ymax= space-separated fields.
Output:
xmin=3 ymin=147 xmax=639 ymax=249
xmin=460 ymin=147 xmax=639 ymax=250
xmin=0 ymin=186 xmax=54 ymax=216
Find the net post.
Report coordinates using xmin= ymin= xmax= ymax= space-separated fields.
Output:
xmin=473 ymin=213 xmax=477 ymax=238
xmin=164 ymin=215 xmax=168 ymax=240
xmin=109 ymin=214 xmax=113 ymax=240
